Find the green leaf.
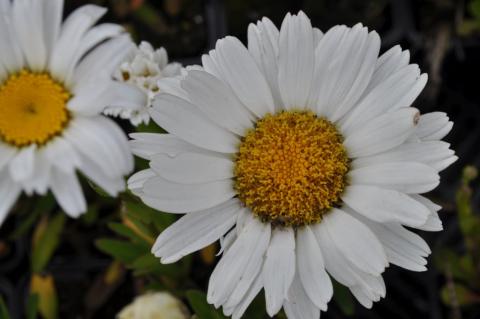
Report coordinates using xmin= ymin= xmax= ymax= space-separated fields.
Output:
xmin=0 ymin=296 xmax=10 ymax=319
xmin=125 ymin=200 xmax=175 ymax=231
xmin=95 ymin=239 xmax=147 ymax=264
xmin=31 ymin=214 xmax=66 ymax=273
xmin=108 ymin=222 xmax=149 ymax=244
xmin=9 ymin=195 xmax=55 ymax=240
xmin=26 ymin=294 xmax=39 ymax=319
xmin=186 ymin=290 xmax=227 ymax=319
xmin=333 ymin=280 xmax=355 ymax=316
xmin=470 ymin=0 xmax=480 ymax=19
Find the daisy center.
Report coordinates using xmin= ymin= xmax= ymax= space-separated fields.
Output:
xmin=234 ymin=111 xmax=349 ymax=227
xmin=0 ymin=70 xmax=71 ymax=147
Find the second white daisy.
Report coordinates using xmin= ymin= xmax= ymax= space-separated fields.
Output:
xmin=129 ymin=12 xmax=456 ymax=319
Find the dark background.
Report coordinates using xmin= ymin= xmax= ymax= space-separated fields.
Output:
xmin=1 ymin=0 xmax=479 ymax=318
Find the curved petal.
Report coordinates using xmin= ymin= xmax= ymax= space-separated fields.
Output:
xmin=181 ymin=70 xmax=254 ymax=135
xmin=152 ymin=199 xmax=241 ymax=263
xmin=49 ymin=4 xmax=107 ymax=81
xmin=129 ymin=133 xmax=205 ymax=160
xmin=263 ymin=227 xmax=295 ymax=316
xmin=0 ymin=170 xmax=21 ymax=226
xmin=248 ymin=17 xmax=283 ymax=110
xmin=278 ymin=12 xmax=314 ymax=109
xmin=12 ymin=0 xmax=47 ymax=70
xmin=283 ymin=273 xmax=320 ymax=319
xmin=140 ymin=176 xmax=235 ymax=214
xmin=50 ymin=169 xmax=86 ymax=218
xmin=322 ymin=209 xmax=387 ymax=276
xmin=343 ymin=107 xmax=419 ymax=158
xmin=342 ymin=185 xmax=430 ymax=227
xmin=349 ymin=162 xmax=440 ymax=194
xmin=211 ymin=36 xmax=275 ymax=117
xmin=150 ymin=152 xmax=233 ymax=184
xmin=297 ymin=226 xmax=333 ymax=310
xmin=151 ymin=94 xmax=239 ymax=153
xmin=207 ymin=214 xmax=270 ymax=307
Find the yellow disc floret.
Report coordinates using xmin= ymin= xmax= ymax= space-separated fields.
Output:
xmin=234 ymin=111 xmax=349 ymax=227
xmin=0 ymin=70 xmax=71 ymax=147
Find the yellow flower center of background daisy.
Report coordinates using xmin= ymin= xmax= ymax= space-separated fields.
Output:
xmin=234 ymin=111 xmax=349 ymax=227
xmin=0 ymin=70 xmax=71 ymax=147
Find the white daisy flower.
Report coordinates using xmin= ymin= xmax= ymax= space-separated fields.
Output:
xmin=128 ymin=12 xmax=457 ymax=319
xmin=0 ymin=0 xmax=146 ymax=225
xmin=104 ymin=41 xmax=182 ymax=126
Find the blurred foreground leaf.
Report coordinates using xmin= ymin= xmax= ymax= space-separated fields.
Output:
xmin=26 ymin=294 xmax=39 ymax=319
xmin=31 ymin=214 xmax=65 ymax=273
xmin=30 ymin=274 xmax=58 ymax=319
xmin=9 ymin=195 xmax=55 ymax=240
xmin=186 ymin=290 xmax=227 ymax=319
xmin=96 ymin=239 xmax=147 ymax=264
xmin=0 ymin=296 xmax=10 ymax=319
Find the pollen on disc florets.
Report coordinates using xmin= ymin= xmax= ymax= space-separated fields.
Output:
xmin=0 ymin=70 xmax=71 ymax=147
xmin=234 ymin=111 xmax=349 ymax=227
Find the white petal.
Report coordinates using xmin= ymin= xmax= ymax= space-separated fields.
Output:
xmin=150 ymin=152 xmax=233 ymax=184
xmin=78 ymin=153 xmax=126 ymax=196
xmin=181 ymin=70 xmax=254 ymax=135
xmin=0 ymin=143 xmax=17 ymax=172
xmin=50 ymin=169 xmax=86 ymax=218
xmin=12 ymin=0 xmax=47 ymax=70
xmin=42 ymin=0 xmax=63 ymax=55
xmin=418 ymin=212 xmax=443 ymax=231
xmin=0 ymin=1 xmax=24 ymax=72
xmin=283 ymin=273 xmax=320 ymax=319
xmin=152 ymin=199 xmax=241 ymax=263
xmin=278 ymin=12 xmax=314 ymax=109
xmin=212 ymin=36 xmax=275 ymax=117
xmin=64 ymin=117 xmax=132 ymax=179
xmin=70 ymin=80 xmax=146 ymax=116
xmin=129 ymin=133 xmax=205 ymax=160
xmin=329 ymin=28 xmax=381 ymax=121
xmin=0 ymin=171 xmax=21 ymax=226
xmin=343 ymin=107 xmax=419 ymax=158
xmin=342 ymin=185 xmax=430 ymax=227
xmin=9 ymin=145 xmax=36 ymax=182
xmin=349 ymin=162 xmax=439 ymax=194
xmin=340 ymin=65 xmax=425 ymax=134
xmin=207 ymin=214 xmax=270 ymax=307
xmin=140 ymin=176 xmax=235 ymax=213
xmin=357 ymin=215 xmax=431 ymax=272
xmin=351 ymin=141 xmax=455 ymax=172
xmin=223 ymin=219 xmax=270 ymax=309
xmin=263 ymin=227 xmax=296 ymax=316
xmin=415 ymin=112 xmax=453 ymax=141
xmin=64 ymin=23 xmax=124 ymax=84
xmin=248 ymin=17 xmax=283 ymax=110
xmin=297 ymin=226 xmax=333 ymax=310
xmin=44 ymin=138 xmax=81 ymax=174
xmin=314 ymin=222 xmax=386 ymax=305
xmin=49 ymin=4 xmax=107 ymax=81
xmin=322 ymin=209 xmax=387 ymax=275
xmin=72 ymin=34 xmax=134 ymax=87
xmin=229 ymin=273 xmax=263 ymax=319
xmin=151 ymin=94 xmax=239 ymax=153
xmin=315 ymin=24 xmax=380 ymax=120
xmin=367 ymin=45 xmax=410 ymax=90
xmin=127 ymin=169 xmax=155 ymax=191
